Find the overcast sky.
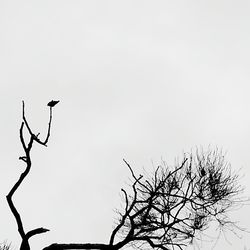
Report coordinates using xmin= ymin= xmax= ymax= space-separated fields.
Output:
xmin=0 ymin=1 xmax=250 ymax=250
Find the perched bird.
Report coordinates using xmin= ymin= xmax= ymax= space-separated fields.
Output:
xmin=47 ymin=100 xmax=60 ymax=107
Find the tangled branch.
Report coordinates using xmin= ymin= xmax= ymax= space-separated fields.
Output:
xmin=110 ymin=149 xmax=245 ymax=250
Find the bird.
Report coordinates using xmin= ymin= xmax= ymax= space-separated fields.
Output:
xmin=47 ymin=100 xmax=60 ymax=107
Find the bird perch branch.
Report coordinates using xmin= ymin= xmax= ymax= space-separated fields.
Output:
xmin=6 ymin=101 xmax=58 ymax=250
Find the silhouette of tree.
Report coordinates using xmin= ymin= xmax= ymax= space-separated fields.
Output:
xmin=7 ymin=101 xmax=54 ymax=250
xmin=109 ymin=153 xmax=245 ymax=250
xmin=6 ymin=101 xmax=246 ymax=250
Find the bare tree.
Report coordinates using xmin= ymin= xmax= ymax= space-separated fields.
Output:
xmin=6 ymin=101 xmax=246 ymax=250
xmin=6 ymin=101 xmax=56 ymax=250
xmin=109 ymin=152 xmax=245 ymax=250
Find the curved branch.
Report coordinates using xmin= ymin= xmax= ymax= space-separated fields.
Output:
xmin=6 ymin=122 xmax=33 ymax=239
xmin=22 ymin=100 xmax=54 ymax=146
xmin=26 ymin=227 xmax=50 ymax=239
xmin=43 ymin=243 xmax=111 ymax=250
xmin=109 ymin=161 xmax=143 ymax=246
xmin=6 ymin=101 xmax=56 ymax=250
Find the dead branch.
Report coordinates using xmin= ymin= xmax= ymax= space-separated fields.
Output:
xmin=109 ymin=149 xmax=246 ymax=250
xmin=6 ymin=101 xmax=58 ymax=250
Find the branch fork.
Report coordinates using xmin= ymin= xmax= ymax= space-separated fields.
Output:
xmin=6 ymin=101 xmax=56 ymax=250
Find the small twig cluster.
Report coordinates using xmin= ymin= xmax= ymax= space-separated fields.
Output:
xmin=110 ymin=149 xmax=244 ymax=250
xmin=0 ymin=242 xmax=12 ymax=250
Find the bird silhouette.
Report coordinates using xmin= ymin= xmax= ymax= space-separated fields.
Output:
xmin=47 ymin=100 xmax=60 ymax=107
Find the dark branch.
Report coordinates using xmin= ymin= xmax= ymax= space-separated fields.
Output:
xmin=112 ymin=150 xmax=245 ymax=250
xmin=43 ymin=243 xmax=110 ymax=250
xmin=6 ymin=101 xmax=57 ymax=250
xmin=26 ymin=227 xmax=50 ymax=239
xmin=22 ymin=100 xmax=54 ymax=146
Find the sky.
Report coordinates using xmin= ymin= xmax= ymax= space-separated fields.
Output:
xmin=0 ymin=1 xmax=250 ymax=250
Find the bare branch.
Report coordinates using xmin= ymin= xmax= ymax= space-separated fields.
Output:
xmin=43 ymin=243 xmax=110 ymax=250
xmin=22 ymin=100 xmax=54 ymax=147
xmin=114 ymin=149 xmax=246 ymax=250
xmin=6 ymin=101 xmax=58 ymax=250
xmin=26 ymin=227 xmax=50 ymax=239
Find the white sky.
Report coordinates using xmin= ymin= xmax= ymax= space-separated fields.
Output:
xmin=0 ymin=1 xmax=250 ymax=250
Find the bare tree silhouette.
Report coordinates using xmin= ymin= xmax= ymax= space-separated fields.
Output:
xmin=109 ymin=153 xmax=245 ymax=250
xmin=6 ymin=101 xmax=246 ymax=250
xmin=6 ymin=101 xmax=55 ymax=250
